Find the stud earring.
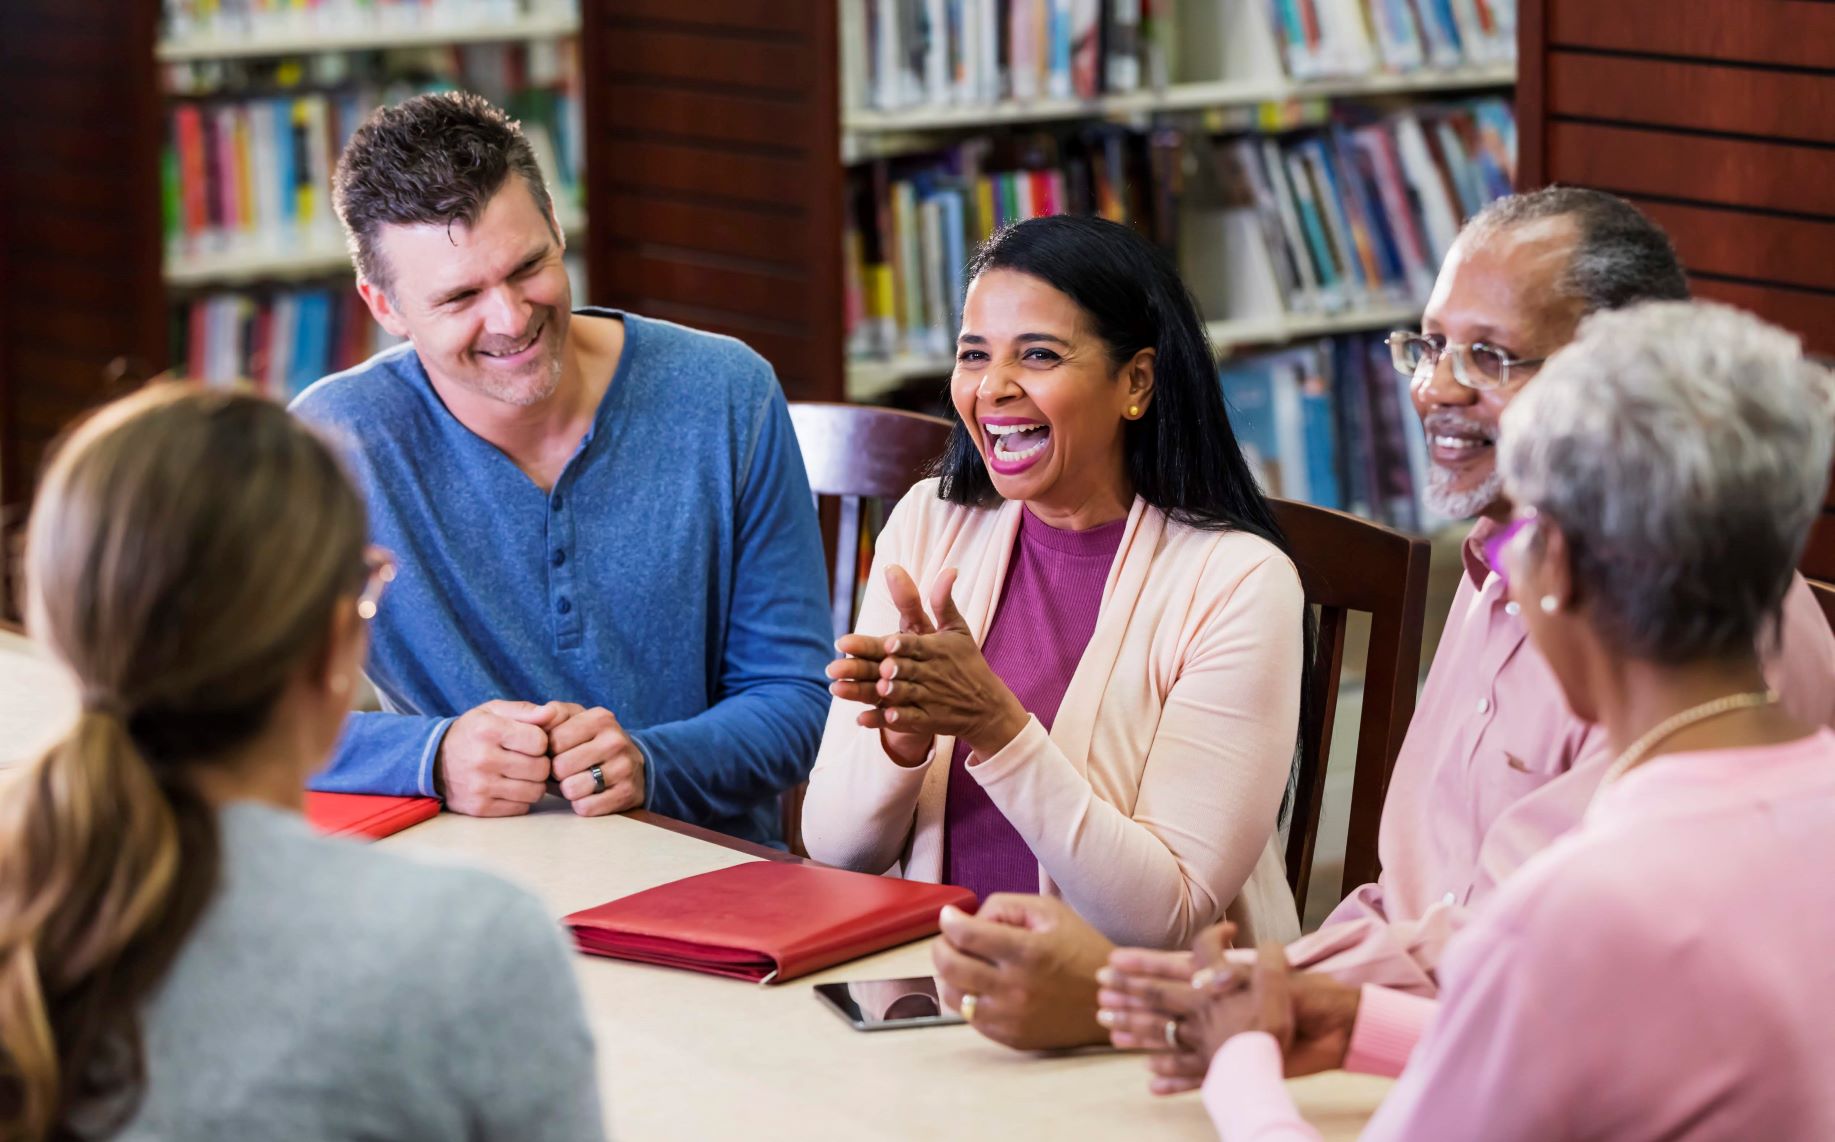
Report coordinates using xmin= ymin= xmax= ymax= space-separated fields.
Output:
xmin=1504 ymin=601 xmax=1521 ymax=617
xmin=1540 ymin=595 xmax=1560 ymax=615
xmin=1127 ymin=404 xmax=1141 ymax=419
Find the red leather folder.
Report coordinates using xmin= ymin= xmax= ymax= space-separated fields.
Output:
xmin=564 ymin=860 xmax=977 ymax=984
xmin=304 ymin=792 xmax=440 ymax=840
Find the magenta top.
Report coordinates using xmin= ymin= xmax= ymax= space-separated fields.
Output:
xmin=942 ymin=507 xmax=1124 ymax=901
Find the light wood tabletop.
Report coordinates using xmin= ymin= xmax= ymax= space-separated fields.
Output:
xmin=383 ymin=803 xmax=1391 ymax=1141
xmin=0 ymin=630 xmax=1388 ymax=1139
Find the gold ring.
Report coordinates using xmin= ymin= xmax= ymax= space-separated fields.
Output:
xmin=960 ymin=993 xmax=979 ymax=1023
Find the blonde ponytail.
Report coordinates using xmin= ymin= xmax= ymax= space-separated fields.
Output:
xmin=0 ymin=384 xmax=365 ymax=1139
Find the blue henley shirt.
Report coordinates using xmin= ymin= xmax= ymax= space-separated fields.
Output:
xmin=290 ymin=309 xmax=833 ymax=843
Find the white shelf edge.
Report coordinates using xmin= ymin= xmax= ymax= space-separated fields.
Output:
xmin=841 ymin=62 xmax=1515 ymax=138
xmin=843 ymin=302 xmax=1423 ymax=402
xmin=164 ymin=203 xmax=586 ymax=287
xmin=156 ymin=11 xmax=581 ymax=62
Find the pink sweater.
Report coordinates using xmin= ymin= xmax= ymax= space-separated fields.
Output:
xmin=1205 ymin=730 xmax=1835 ymax=1140
xmin=802 ymin=479 xmax=1305 ymax=949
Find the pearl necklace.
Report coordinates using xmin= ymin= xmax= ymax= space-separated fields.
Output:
xmin=1599 ymin=690 xmax=1779 ymax=789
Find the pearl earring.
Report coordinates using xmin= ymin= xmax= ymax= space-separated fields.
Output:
xmin=1126 ymin=404 xmax=1141 ymax=419
xmin=1504 ymin=601 xmax=1521 ymax=617
xmin=1540 ymin=595 xmax=1560 ymax=615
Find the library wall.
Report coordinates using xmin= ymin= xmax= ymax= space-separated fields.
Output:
xmin=581 ymin=0 xmax=845 ymax=402
xmin=1517 ymin=0 xmax=1835 ymax=579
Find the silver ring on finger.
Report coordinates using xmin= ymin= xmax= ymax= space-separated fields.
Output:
xmin=1164 ymin=1018 xmax=1183 ymax=1050
xmin=590 ymin=764 xmax=606 ymax=795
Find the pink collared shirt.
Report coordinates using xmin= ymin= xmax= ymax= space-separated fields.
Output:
xmin=1281 ymin=519 xmax=1835 ymax=995
xmin=1206 ymin=729 xmax=1835 ymax=1141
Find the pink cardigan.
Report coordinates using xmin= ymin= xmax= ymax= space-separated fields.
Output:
xmin=801 ymin=480 xmax=1305 ymax=950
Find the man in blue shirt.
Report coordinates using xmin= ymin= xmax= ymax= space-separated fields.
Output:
xmin=292 ymin=92 xmax=832 ymax=844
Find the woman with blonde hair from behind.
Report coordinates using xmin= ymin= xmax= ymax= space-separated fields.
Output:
xmin=0 ymin=386 xmax=603 ymax=1141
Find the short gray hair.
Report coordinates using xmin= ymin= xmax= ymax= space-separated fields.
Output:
xmin=1499 ymin=301 xmax=1835 ymax=662
xmin=1465 ymin=187 xmax=1689 ymax=314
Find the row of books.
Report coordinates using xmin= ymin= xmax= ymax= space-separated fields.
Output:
xmin=176 ymin=286 xmax=398 ymax=396
xmin=845 ymin=0 xmax=1175 ymax=111
xmin=846 ymin=129 xmax=1182 ymax=360
xmin=161 ymin=45 xmax=582 ymax=267
xmin=842 ymin=0 xmax=1516 ymax=114
xmin=1221 ymin=331 xmax=1438 ymax=532
xmin=161 ymin=0 xmax=569 ymax=43
xmin=1200 ymin=97 xmax=1514 ymax=316
xmin=1267 ymin=0 xmax=1516 ymax=80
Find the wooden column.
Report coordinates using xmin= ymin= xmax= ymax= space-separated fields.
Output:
xmin=579 ymin=0 xmax=845 ymax=402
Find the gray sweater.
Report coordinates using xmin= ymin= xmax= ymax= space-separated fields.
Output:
xmin=113 ymin=802 xmax=605 ymax=1141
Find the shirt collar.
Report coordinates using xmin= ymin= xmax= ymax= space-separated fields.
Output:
xmin=1462 ymin=516 xmax=1505 ymax=591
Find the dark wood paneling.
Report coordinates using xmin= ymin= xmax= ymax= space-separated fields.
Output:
xmin=596 ymin=0 xmax=805 ymax=32
xmin=0 ymin=0 xmax=166 ymax=603
xmin=1547 ymin=54 xmax=1835 ymax=145
xmin=598 ymin=86 xmax=813 ymax=151
xmin=1689 ymin=278 xmax=1835 ymax=359
xmin=603 ymin=250 xmax=811 ymax=326
xmin=1546 ymin=122 xmax=1835 ymax=218
xmin=583 ymin=2 xmax=843 ymax=401
xmin=604 ymin=29 xmax=813 ymax=93
xmin=1634 ymin=201 xmax=1835 ymax=294
xmin=601 ymin=192 xmax=813 ymax=264
xmin=1547 ymin=2 xmax=1835 ymax=70
xmin=1515 ymin=0 xmax=1548 ymax=188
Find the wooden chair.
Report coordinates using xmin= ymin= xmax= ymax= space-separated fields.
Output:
xmin=1272 ymin=499 xmax=1432 ymax=920
xmin=783 ymin=402 xmax=954 ymax=853
xmin=1809 ymin=579 xmax=1835 ymax=635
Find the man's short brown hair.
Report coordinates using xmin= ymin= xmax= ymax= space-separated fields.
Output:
xmin=332 ymin=91 xmax=555 ymax=296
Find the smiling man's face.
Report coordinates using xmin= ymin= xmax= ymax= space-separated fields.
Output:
xmin=1413 ymin=216 xmax=1590 ymax=521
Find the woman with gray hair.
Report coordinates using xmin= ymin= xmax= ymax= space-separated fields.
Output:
xmin=1102 ymin=301 xmax=1835 ymax=1140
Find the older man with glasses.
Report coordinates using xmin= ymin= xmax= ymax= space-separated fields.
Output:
xmin=929 ymin=187 xmax=1835 ymax=1063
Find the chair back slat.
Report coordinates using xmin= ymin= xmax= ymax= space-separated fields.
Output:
xmin=784 ymin=403 xmax=953 ymax=853
xmin=1271 ymin=499 xmax=1431 ymax=916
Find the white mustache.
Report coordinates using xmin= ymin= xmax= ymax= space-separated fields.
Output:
xmin=1423 ymin=411 xmax=1496 ymax=440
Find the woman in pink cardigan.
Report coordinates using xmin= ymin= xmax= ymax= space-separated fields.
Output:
xmin=1101 ymin=301 xmax=1835 ymax=1140
xmin=803 ymin=216 xmax=1309 ymax=970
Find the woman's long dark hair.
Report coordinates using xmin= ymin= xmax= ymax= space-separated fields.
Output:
xmin=938 ymin=214 xmax=1317 ymax=823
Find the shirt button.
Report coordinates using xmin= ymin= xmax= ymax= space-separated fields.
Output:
xmin=557 ymin=597 xmax=573 ymax=615
xmin=551 ymin=549 xmax=566 ymax=567
xmin=552 ymin=495 xmax=564 ymax=512
xmin=1477 ymin=698 xmax=1491 ymax=715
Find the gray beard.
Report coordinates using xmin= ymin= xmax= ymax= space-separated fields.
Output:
xmin=1424 ymin=462 xmax=1505 ymax=520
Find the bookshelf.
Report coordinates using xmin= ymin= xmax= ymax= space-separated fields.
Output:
xmin=156 ymin=9 xmax=581 ymax=62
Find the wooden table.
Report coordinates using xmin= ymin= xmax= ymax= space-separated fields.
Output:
xmin=385 ymin=803 xmax=1391 ymax=1140
xmin=0 ymin=630 xmax=1389 ymax=1139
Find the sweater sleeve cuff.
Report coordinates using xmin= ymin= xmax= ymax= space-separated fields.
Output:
xmin=417 ymin=717 xmax=457 ymax=799
xmin=1343 ymin=983 xmax=1436 ymax=1078
xmin=1202 ymin=1032 xmax=1316 ymax=1141
xmin=964 ymin=714 xmax=1049 ymax=780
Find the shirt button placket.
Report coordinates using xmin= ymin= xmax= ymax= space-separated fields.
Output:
xmin=549 ymin=486 xmax=581 ymax=650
